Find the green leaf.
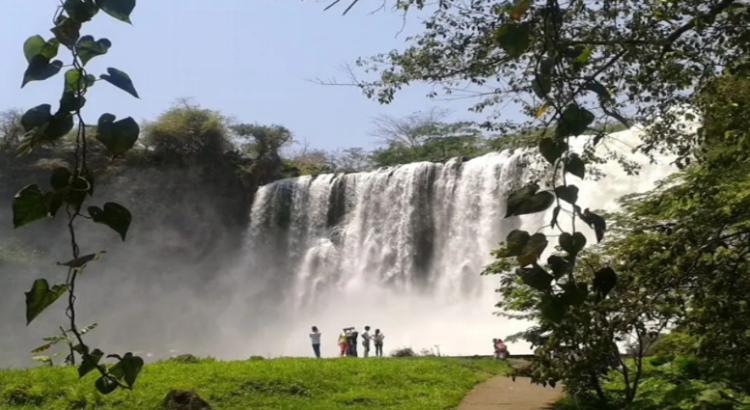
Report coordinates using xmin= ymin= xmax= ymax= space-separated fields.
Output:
xmin=13 ymin=184 xmax=50 ymax=228
xmin=23 ymin=36 xmax=60 ymax=62
xmin=517 ymin=233 xmax=548 ymax=267
xmin=539 ymin=137 xmax=568 ymax=165
xmin=558 ymin=232 xmax=587 ymax=256
xmin=23 ymin=36 xmax=45 ymax=62
xmin=560 ymin=282 xmax=588 ymax=306
xmin=76 ymin=35 xmax=112 ymax=66
xmin=495 ymin=22 xmax=531 ymax=59
xmin=579 ymin=208 xmax=607 ymax=242
xmin=64 ymin=0 xmax=100 ymax=22
xmin=50 ymin=17 xmax=82 ymax=48
xmin=96 ymin=114 xmax=140 ymax=156
xmin=22 ymin=56 xmax=64 ymax=87
xmin=547 ymin=255 xmax=569 ymax=278
xmin=45 ymin=191 xmax=65 ymax=217
xmin=509 ymin=192 xmax=556 ymax=217
xmin=64 ymin=69 xmax=84 ymax=93
xmin=25 ymin=279 xmax=68 ymax=325
xmin=519 ymin=266 xmax=553 ymax=292
xmin=59 ymin=92 xmax=87 ymax=113
xmin=532 ymin=59 xmax=553 ymax=98
xmin=95 ymin=376 xmax=119 ymax=394
xmin=50 ymin=167 xmax=73 ymax=191
xmin=109 ymin=353 xmax=144 ymax=387
xmin=31 ymin=343 xmax=53 ymax=353
xmin=573 ymin=46 xmax=592 ymax=64
xmin=502 ymin=229 xmax=531 ymax=257
xmin=593 ymin=267 xmax=617 ymax=298
xmin=78 ymin=348 xmax=104 ymax=378
xmin=88 ymin=203 xmax=132 ymax=240
xmin=539 ymin=294 xmax=566 ymax=322
xmin=556 ymin=104 xmax=595 ymax=138
xmin=95 ymin=0 xmax=136 ymax=24
xmin=21 ymin=104 xmax=53 ymax=132
xmin=505 ymin=183 xmax=539 ymax=217
xmin=564 ymin=153 xmax=585 ymax=179
xmin=26 ymin=114 xmax=74 ymax=146
xmin=583 ymin=80 xmax=611 ymax=104
xmin=554 ymin=185 xmax=578 ymax=204
xmin=509 ymin=0 xmax=531 ymax=20
xmin=58 ymin=252 xmax=106 ymax=269
xmin=100 ymin=68 xmax=139 ymax=98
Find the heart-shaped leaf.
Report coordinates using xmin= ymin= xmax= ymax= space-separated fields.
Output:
xmin=508 ymin=191 xmax=555 ymax=217
xmin=96 ymin=0 xmax=136 ymax=24
xmin=505 ymin=183 xmax=539 ymax=217
xmin=96 ymin=113 xmax=140 ymax=156
xmin=580 ymin=208 xmax=607 ymax=243
xmin=593 ymin=267 xmax=617 ymax=299
xmin=510 ymin=0 xmax=531 ymax=20
xmin=519 ymin=266 xmax=554 ymax=292
xmin=23 ymin=36 xmax=60 ymax=62
xmin=21 ymin=104 xmax=53 ymax=132
xmin=78 ymin=348 xmax=104 ymax=378
xmin=502 ymin=229 xmax=531 ymax=257
xmin=565 ymin=153 xmax=585 ymax=179
xmin=554 ymin=185 xmax=579 ymax=205
xmin=88 ymin=202 xmax=132 ymax=240
xmin=50 ymin=17 xmax=82 ymax=48
xmin=76 ymin=35 xmax=112 ymax=66
xmin=26 ymin=114 xmax=74 ymax=147
xmin=495 ymin=22 xmax=531 ymax=58
xmin=517 ymin=233 xmax=548 ymax=267
xmin=95 ymin=376 xmax=119 ymax=394
xmin=64 ymin=69 xmax=96 ymax=93
xmin=64 ymin=0 xmax=100 ymax=22
xmin=100 ymin=68 xmax=139 ymax=98
xmin=556 ymin=104 xmax=595 ymax=138
xmin=558 ymin=232 xmax=587 ymax=256
xmin=539 ymin=137 xmax=568 ymax=165
xmin=109 ymin=352 xmax=144 ymax=387
xmin=13 ymin=184 xmax=51 ymax=228
xmin=59 ymin=92 xmax=87 ymax=113
xmin=50 ymin=167 xmax=73 ymax=191
xmin=25 ymin=279 xmax=68 ymax=325
xmin=22 ymin=56 xmax=64 ymax=87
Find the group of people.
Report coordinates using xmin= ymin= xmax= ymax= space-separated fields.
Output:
xmin=308 ymin=326 xmax=385 ymax=358
xmin=493 ymin=338 xmax=509 ymax=360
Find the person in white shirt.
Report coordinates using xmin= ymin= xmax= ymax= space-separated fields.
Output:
xmin=361 ymin=326 xmax=372 ymax=357
xmin=373 ymin=329 xmax=385 ymax=357
xmin=309 ymin=326 xmax=322 ymax=358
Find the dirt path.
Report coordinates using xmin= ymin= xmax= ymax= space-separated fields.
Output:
xmin=457 ymin=376 xmax=562 ymax=410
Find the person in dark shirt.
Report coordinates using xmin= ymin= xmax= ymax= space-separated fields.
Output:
xmin=350 ymin=327 xmax=359 ymax=357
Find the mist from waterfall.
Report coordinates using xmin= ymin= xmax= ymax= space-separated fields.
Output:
xmin=214 ymin=128 xmax=677 ymax=358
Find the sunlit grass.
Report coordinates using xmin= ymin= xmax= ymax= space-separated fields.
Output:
xmin=0 ymin=356 xmax=509 ymax=410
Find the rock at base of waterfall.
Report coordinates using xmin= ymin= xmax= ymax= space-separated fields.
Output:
xmin=162 ymin=389 xmax=211 ymax=410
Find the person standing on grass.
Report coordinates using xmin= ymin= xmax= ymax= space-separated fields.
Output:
xmin=339 ymin=329 xmax=348 ymax=357
xmin=309 ymin=326 xmax=322 ymax=358
xmin=373 ymin=329 xmax=385 ymax=357
xmin=362 ymin=326 xmax=372 ymax=357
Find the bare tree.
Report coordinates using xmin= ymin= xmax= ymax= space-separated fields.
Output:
xmin=369 ymin=107 xmax=452 ymax=147
xmin=0 ymin=108 xmax=25 ymax=152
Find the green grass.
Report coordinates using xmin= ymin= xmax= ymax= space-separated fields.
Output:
xmin=0 ymin=357 xmax=509 ymax=410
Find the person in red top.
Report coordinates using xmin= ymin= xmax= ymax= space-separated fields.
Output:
xmin=493 ymin=338 xmax=508 ymax=360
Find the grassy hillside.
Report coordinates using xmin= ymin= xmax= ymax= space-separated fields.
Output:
xmin=0 ymin=357 xmax=508 ymax=410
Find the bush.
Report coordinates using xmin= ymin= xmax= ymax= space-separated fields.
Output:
xmin=390 ymin=347 xmax=417 ymax=357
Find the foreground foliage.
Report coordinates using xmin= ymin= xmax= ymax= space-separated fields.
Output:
xmin=0 ymin=357 xmax=508 ymax=410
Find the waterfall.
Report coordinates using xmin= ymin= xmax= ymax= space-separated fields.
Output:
xmin=217 ymin=128 xmax=677 ymax=358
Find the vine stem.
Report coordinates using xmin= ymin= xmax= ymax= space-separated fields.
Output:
xmin=61 ymin=32 xmax=128 ymax=390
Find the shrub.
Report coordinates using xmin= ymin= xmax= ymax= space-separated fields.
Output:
xmin=390 ymin=347 xmax=417 ymax=357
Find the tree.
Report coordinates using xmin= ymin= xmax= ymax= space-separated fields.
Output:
xmin=322 ymin=0 xmax=750 ymax=404
xmin=369 ymin=107 xmax=452 ymax=147
xmin=143 ymin=101 xmax=232 ymax=165
xmin=232 ymin=123 xmax=294 ymax=184
xmin=0 ymin=108 xmax=25 ymax=152
xmin=12 ymin=0 xmax=144 ymax=394
xmin=330 ymin=147 xmax=372 ymax=173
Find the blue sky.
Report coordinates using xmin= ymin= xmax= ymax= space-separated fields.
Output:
xmin=0 ymin=0 xmax=497 ymax=151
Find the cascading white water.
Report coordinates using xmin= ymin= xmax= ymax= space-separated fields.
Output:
xmin=220 ymin=127 xmax=677 ymax=358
